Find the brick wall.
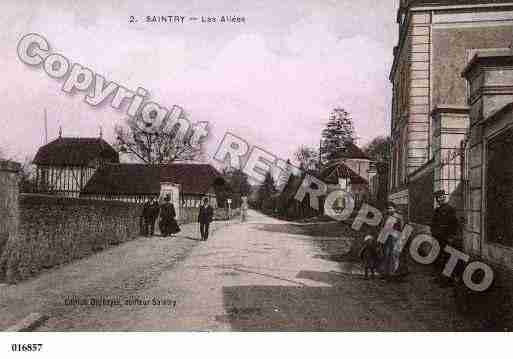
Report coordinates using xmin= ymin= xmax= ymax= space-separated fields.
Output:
xmin=0 ymin=194 xmax=142 ymax=283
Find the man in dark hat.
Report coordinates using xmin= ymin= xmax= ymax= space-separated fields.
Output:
xmin=198 ymin=197 xmax=214 ymax=241
xmin=146 ymin=196 xmax=160 ymax=236
xmin=431 ymin=189 xmax=459 ymax=286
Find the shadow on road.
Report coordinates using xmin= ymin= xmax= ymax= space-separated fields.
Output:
xmin=217 ymin=285 xmax=353 ymax=331
xmin=255 ymin=221 xmax=357 ymax=238
xmin=217 ymin=277 xmax=484 ymax=331
xmin=256 ymin=220 xmax=363 ymax=265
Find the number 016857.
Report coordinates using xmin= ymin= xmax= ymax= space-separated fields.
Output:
xmin=11 ymin=344 xmax=43 ymax=352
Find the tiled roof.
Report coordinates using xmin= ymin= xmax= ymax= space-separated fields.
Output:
xmin=33 ymin=137 xmax=119 ymax=166
xmin=81 ymin=163 xmax=160 ymax=195
xmin=161 ymin=163 xmax=224 ymax=194
xmin=319 ymin=160 xmax=368 ymax=185
xmin=81 ymin=163 xmax=223 ymax=196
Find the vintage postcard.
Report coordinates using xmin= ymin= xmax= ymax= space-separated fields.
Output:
xmin=1 ymin=0 xmax=513 ymax=356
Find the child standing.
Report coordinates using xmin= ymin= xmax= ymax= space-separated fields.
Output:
xmin=359 ymin=235 xmax=379 ymax=279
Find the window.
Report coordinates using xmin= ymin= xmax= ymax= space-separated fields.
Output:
xmin=486 ymin=127 xmax=513 ymax=246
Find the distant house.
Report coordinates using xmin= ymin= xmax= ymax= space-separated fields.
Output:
xmin=319 ymin=160 xmax=369 ymax=206
xmin=80 ymin=162 xmax=225 ymax=208
xmin=327 ymin=142 xmax=372 ymax=182
xmin=33 ymin=136 xmax=119 ymax=197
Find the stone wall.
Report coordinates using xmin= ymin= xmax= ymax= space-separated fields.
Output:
xmin=0 ymin=194 xmax=142 ymax=283
xmin=0 ymin=160 xmax=21 ymax=263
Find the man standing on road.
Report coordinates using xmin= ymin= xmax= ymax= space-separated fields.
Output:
xmin=198 ymin=197 xmax=214 ymax=241
xmin=142 ymin=198 xmax=152 ymax=236
xmin=146 ymin=196 xmax=160 ymax=237
xmin=431 ymin=189 xmax=459 ymax=286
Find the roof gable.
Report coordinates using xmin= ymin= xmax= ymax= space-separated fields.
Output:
xmin=34 ymin=137 xmax=119 ymax=166
xmin=320 ymin=161 xmax=368 ymax=185
xmin=160 ymin=163 xmax=223 ymax=194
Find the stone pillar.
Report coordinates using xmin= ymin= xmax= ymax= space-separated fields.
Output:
xmin=461 ymin=48 xmax=513 ymax=256
xmin=431 ymin=105 xmax=469 ymax=211
xmin=0 ymin=160 xmax=21 ymax=271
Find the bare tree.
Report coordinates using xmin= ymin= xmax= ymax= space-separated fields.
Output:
xmin=294 ymin=145 xmax=319 ymax=174
xmin=19 ymin=156 xmax=36 ymax=193
xmin=114 ymin=110 xmax=206 ymax=164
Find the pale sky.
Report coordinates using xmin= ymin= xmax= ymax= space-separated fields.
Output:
xmin=0 ymin=0 xmax=399 ymax=163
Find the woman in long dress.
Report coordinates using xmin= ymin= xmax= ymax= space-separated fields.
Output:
xmin=380 ymin=201 xmax=405 ymax=280
xmin=159 ymin=195 xmax=181 ymax=237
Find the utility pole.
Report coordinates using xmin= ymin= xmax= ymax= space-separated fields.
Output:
xmin=44 ymin=108 xmax=48 ymax=144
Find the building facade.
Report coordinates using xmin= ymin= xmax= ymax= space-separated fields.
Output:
xmin=389 ymin=0 xmax=513 ymax=223
xmin=461 ymin=49 xmax=513 ymax=270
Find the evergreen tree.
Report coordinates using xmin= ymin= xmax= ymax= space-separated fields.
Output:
xmin=320 ymin=108 xmax=356 ymax=163
xmin=257 ymin=172 xmax=277 ymax=210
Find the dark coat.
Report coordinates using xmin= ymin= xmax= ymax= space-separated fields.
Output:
xmin=160 ymin=203 xmax=176 ymax=220
xmin=198 ymin=205 xmax=214 ymax=224
xmin=148 ymin=201 xmax=160 ymax=220
xmin=431 ymin=203 xmax=459 ymax=242
xmin=359 ymin=237 xmax=379 ymax=268
xmin=159 ymin=203 xmax=180 ymax=235
xmin=142 ymin=201 xmax=152 ymax=219
xmin=143 ymin=201 xmax=160 ymax=220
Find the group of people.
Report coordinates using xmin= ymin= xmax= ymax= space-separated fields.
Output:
xmin=141 ymin=195 xmax=215 ymax=241
xmin=141 ymin=195 xmax=181 ymax=237
xmin=359 ymin=189 xmax=460 ymax=283
xmin=359 ymin=201 xmax=405 ymax=281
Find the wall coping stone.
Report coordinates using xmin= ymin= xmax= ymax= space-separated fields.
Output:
xmin=431 ymin=104 xmax=470 ymax=118
xmin=462 ymin=48 xmax=513 ymax=79
xmin=0 ymin=160 xmax=20 ymax=173
xmin=20 ymin=193 xmax=143 ymax=209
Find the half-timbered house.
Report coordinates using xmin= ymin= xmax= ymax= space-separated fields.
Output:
xmin=80 ymin=162 xmax=225 ymax=208
xmin=33 ymin=136 xmax=119 ymax=197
